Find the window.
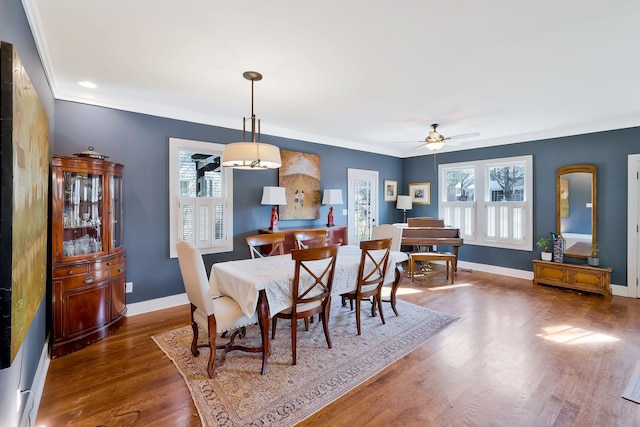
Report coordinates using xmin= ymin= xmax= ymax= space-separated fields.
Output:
xmin=439 ymin=155 xmax=532 ymax=250
xmin=169 ymin=138 xmax=233 ymax=258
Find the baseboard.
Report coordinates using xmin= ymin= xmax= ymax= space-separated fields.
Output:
xmin=456 ymin=260 xmax=534 ymax=280
xmin=125 ymin=293 xmax=189 ymax=317
xmin=25 ymin=338 xmax=50 ymax=427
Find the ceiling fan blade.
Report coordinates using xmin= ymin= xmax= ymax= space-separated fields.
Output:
xmin=449 ymin=132 xmax=480 ymax=140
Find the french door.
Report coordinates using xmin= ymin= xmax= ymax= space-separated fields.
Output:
xmin=347 ymin=168 xmax=379 ymax=245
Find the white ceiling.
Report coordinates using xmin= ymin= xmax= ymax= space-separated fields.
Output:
xmin=23 ymin=0 xmax=640 ymax=157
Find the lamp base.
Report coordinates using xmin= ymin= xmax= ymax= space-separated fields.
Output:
xmin=326 ymin=223 xmax=335 ymax=227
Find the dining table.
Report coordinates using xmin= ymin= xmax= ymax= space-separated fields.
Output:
xmin=208 ymin=244 xmax=407 ymax=370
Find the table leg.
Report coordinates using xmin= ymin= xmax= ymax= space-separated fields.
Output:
xmin=256 ymin=290 xmax=271 ymax=375
xmin=453 ymin=247 xmax=459 ymax=273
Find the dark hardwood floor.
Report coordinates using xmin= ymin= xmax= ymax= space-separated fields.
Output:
xmin=36 ymin=268 xmax=640 ymax=426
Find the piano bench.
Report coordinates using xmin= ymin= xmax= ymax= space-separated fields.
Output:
xmin=408 ymin=252 xmax=456 ymax=284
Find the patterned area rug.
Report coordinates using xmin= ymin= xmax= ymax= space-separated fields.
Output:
xmin=152 ymin=299 xmax=457 ymax=426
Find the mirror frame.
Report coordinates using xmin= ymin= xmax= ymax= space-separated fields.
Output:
xmin=556 ymin=164 xmax=596 ymax=258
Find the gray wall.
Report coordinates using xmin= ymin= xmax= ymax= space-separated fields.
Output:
xmin=0 ymin=0 xmax=55 ymax=424
xmin=53 ymin=101 xmax=404 ymax=303
xmin=403 ymin=129 xmax=638 ymax=284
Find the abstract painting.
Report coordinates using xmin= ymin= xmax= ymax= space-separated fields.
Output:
xmin=0 ymin=41 xmax=50 ymax=368
xmin=278 ymin=150 xmax=321 ymax=220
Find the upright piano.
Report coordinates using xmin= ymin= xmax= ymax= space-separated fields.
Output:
xmin=399 ymin=218 xmax=464 ymax=271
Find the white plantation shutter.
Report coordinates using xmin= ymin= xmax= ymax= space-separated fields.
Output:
xmin=179 ymin=197 xmax=228 ymax=249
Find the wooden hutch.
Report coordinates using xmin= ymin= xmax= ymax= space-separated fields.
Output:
xmin=50 ymin=153 xmax=126 ymax=357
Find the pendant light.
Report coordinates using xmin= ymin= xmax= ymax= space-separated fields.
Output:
xmin=221 ymin=71 xmax=282 ymax=169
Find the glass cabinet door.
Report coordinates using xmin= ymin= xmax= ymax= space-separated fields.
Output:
xmin=62 ymin=171 xmax=104 ymax=257
xmin=111 ymin=174 xmax=123 ymax=249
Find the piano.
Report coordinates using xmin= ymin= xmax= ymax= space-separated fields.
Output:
xmin=398 ymin=218 xmax=464 ymax=271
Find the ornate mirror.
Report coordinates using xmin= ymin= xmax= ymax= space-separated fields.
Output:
xmin=557 ymin=164 xmax=596 ymax=258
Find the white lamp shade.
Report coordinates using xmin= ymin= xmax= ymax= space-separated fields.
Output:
xmin=322 ymin=189 xmax=343 ymax=205
xmin=396 ymin=195 xmax=413 ymax=210
xmin=261 ymin=186 xmax=287 ymax=205
xmin=425 ymin=141 xmax=445 ymax=151
xmin=221 ymin=142 xmax=282 ymax=169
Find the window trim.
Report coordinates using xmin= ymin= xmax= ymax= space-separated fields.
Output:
xmin=169 ymin=137 xmax=233 ymax=258
xmin=439 ymin=155 xmax=533 ymax=251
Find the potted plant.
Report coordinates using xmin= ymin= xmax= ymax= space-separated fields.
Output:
xmin=537 ymin=236 xmax=552 ymax=261
xmin=588 ymin=243 xmax=599 ymax=266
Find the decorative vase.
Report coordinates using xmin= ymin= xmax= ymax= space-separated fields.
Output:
xmin=541 ymin=252 xmax=552 ymax=261
xmin=587 ymin=257 xmax=599 ymax=266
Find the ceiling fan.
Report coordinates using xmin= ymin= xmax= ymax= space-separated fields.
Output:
xmin=403 ymin=123 xmax=480 ymax=151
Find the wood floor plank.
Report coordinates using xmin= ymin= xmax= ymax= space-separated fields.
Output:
xmin=37 ymin=268 xmax=640 ymax=426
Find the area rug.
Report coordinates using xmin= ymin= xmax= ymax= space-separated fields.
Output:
xmin=152 ymin=299 xmax=457 ymax=426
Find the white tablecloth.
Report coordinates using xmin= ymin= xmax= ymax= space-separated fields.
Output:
xmin=210 ymin=245 xmax=407 ymax=318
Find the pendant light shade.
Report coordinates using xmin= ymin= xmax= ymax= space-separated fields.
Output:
xmin=221 ymin=71 xmax=282 ymax=169
xmin=221 ymin=141 xmax=281 ymax=169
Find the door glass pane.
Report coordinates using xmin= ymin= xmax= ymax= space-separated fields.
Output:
xmin=62 ymin=171 xmax=103 ymax=257
xmin=111 ymin=175 xmax=123 ymax=248
xmin=353 ymin=179 xmax=373 ymax=243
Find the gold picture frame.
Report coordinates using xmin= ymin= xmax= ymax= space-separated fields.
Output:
xmin=409 ymin=182 xmax=430 ymax=205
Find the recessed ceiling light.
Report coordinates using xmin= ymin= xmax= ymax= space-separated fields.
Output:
xmin=76 ymin=80 xmax=98 ymax=89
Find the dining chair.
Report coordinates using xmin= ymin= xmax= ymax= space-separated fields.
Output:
xmin=371 ymin=225 xmax=407 ymax=315
xmin=341 ymin=238 xmax=392 ymax=335
xmin=294 ymin=229 xmax=328 ymax=249
xmin=176 ymin=240 xmax=267 ymax=377
xmin=271 ymin=244 xmax=338 ymax=365
xmin=245 ymin=233 xmax=286 ymax=259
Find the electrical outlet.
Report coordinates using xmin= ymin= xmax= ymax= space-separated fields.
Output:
xmin=342 ymin=209 xmax=347 ymax=216
xmin=125 ymin=282 xmax=133 ymax=293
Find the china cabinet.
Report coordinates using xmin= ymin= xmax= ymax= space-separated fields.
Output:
xmin=50 ymin=154 xmax=126 ymax=357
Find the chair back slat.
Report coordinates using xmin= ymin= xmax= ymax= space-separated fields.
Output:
xmin=245 ymin=233 xmax=286 ymax=259
xmin=291 ymin=245 xmax=338 ymax=307
xmin=294 ymin=229 xmax=328 ymax=249
xmin=357 ymin=238 xmax=392 ymax=288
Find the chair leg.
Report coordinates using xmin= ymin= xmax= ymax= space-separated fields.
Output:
xmin=291 ymin=315 xmax=298 ymax=365
xmin=190 ymin=319 xmax=200 ymax=357
xmin=322 ymin=297 xmax=333 ymax=349
xmin=355 ymin=295 xmax=362 ymax=335
xmin=190 ymin=305 xmax=200 ymax=357
xmin=377 ymin=291 xmax=385 ymax=325
xmin=206 ymin=315 xmax=217 ymax=378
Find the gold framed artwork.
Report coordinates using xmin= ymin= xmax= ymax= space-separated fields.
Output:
xmin=0 ymin=41 xmax=50 ymax=368
xmin=409 ymin=182 xmax=430 ymax=205
xmin=278 ymin=149 xmax=321 ymax=220
xmin=384 ymin=180 xmax=398 ymax=202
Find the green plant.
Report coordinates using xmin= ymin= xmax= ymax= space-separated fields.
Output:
xmin=536 ymin=236 xmax=551 ymax=252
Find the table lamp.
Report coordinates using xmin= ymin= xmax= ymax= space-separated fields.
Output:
xmin=261 ymin=186 xmax=287 ymax=230
xmin=396 ymin=195 xmax=412 ymax=223
xmin=322 ymin=189 xmax=343 ymax=227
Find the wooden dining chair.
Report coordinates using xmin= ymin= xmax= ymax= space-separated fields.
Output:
xmin=271 ymin=245 xmax=338 ymax=365
xmin=245 ymin=233 xmax=286 ymax=259
xmin=176 ymin=240 xmax=267 ymax=377
xmin=294 ymin=229 xmax=328 ymax=249
xmin=341 ymin=238 xmax=392 ymax=335
xmin=371 ymin=225 xmax=407 ymax=315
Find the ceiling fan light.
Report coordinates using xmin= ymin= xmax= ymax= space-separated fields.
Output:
xmin=425 ymin=141 xmax=445 ymax=151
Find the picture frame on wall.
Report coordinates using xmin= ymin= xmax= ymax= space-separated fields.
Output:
xmin=409 ymin=182 xmax=430 ymax=205
xmin=383 ymin=180 xmax=398 ymax=202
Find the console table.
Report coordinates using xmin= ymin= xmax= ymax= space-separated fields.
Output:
xmin=532 ymin=259 xmax=612 ymax=297
xmin=259 ymin=225 xmax=347 ymax=254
